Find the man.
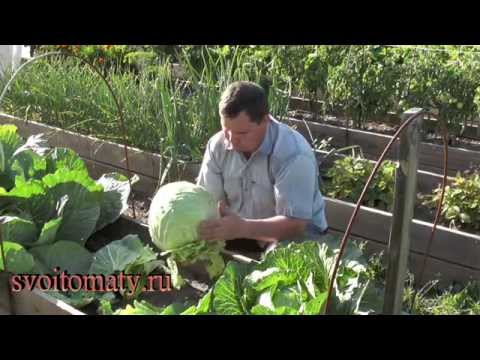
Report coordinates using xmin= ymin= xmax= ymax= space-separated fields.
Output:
xmin=196 ymin=81 xmax=328 ymax=250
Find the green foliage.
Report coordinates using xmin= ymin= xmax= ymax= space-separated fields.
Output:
xmin=322 ymin=155 xmax=397 ymax=211
xmin=112 ymin=239 xmax=374 ymax=315
xmin=400 ymin=46 xmax=480 ymax=136
xmin=326 ymin=46 xmax=404 ymax=127
xmin=422 ymin=170 xmax=480 ymax=231
xmin=0 ymin=124 xmax=134 ymax=276
xmin=365 ymin=251 xmax=480 ymax=315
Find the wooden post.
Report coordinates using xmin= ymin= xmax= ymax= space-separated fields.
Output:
xmin=383 ymin=108 xmax=424 ymax=315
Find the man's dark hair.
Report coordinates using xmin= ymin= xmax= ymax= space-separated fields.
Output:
xmin=219 ymin=81 xmax=269 ymax=124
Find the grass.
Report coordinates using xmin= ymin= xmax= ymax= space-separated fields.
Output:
xmin=365 ymin=251 xmax=480 ymax=315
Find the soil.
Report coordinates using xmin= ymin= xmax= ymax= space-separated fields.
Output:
xmin=125 ymin=192 xmax=152 ymax=224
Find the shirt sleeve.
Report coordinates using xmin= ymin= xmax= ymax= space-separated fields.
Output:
xmin=196 ymin=138 xmax=226 ymax=203
xmin=274 ymin=154 xmax=317 ymax=220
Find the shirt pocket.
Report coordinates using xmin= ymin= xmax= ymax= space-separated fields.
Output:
xmin=223 ymin=176 xmax=244 ymax=213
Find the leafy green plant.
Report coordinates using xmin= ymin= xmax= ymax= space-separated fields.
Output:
xmin=421 ymin=170 xmax=480 ymax=231
xmin=0 ymin=127 xmax=106 ymax=241
xmin=35 ymin=234 xmax=165 ymax=309
xmin=148 ymin=181 xmax=226 ymax=287
xmin=0 ymin=125 xmax=194 ymax=310
xmin=422 ymin=285 xmax=480 ymax=315
xmin=0 ymin=124 xmax=135 ymax=271
xmin=111 ymin=238 xmax=375 ymax=315
xmin=322 ymin=155 xmax=397 ymax=211
xmin=0 ymin=241 xmax=35 ymax=273
xmin=326 ymin=46 xmax=403 ymax=128
xmin=399 ymin=46 xmax=480 ymax=137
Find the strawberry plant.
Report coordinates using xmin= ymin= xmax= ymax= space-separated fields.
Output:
xmin=421 ymin=170 xmax=480 ymax=232
xmin=321 ymin=155 xmax=397 ymax=211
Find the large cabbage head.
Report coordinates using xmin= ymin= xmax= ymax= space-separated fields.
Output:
xmin=148 ymin=181 xmax=218 ymax=251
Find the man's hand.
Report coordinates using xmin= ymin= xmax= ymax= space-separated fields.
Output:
xmin=198 ymin=201 xmax=308 ymax=244
xmin=198 ymin=201 xmax=246 ymax=241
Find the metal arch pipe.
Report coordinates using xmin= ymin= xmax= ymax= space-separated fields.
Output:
xmin=325 ymin=109 xmax=449 ymax=314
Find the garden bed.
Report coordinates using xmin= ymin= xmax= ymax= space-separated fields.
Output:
xmin=1 ymin=114 xmax=468 ymax=234
xmin=316 ymin=148 xmax=455 ymax=196
xmin=0 ymin=214 xmax=260 ymax=315
xmin=0 ymin=113 xmax=199 ymax=195
xmin=0 ymin=114 xmax=467 ymax=235
xmin=1 ymin=114 xmax=479 ymax=292
xmin=4 ymin=110 xmax=479 ymax=182
xmin=0 ymin=113 xmax=458 ymax=197
xmin=285 ymin=117 xmax=480 ymax=176
xmin=290 ymin=109 xmax=480 ymax=154
xmin=288 ymin=95 xmax=480 ymax=142
xmin=326 ymin=197 xmax=480 ymax=286
xmin=123 ymin=191 xmax=480 ymax=287
xmin=90 ymin=214 xmax=260 ymax=314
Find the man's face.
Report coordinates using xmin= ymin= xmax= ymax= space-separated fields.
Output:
xmin=221 ymin=111 xmax=269 ymax=155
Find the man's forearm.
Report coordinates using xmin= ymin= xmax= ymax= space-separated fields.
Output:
xmin=242 ymin=216 xmax=307 ymax=243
